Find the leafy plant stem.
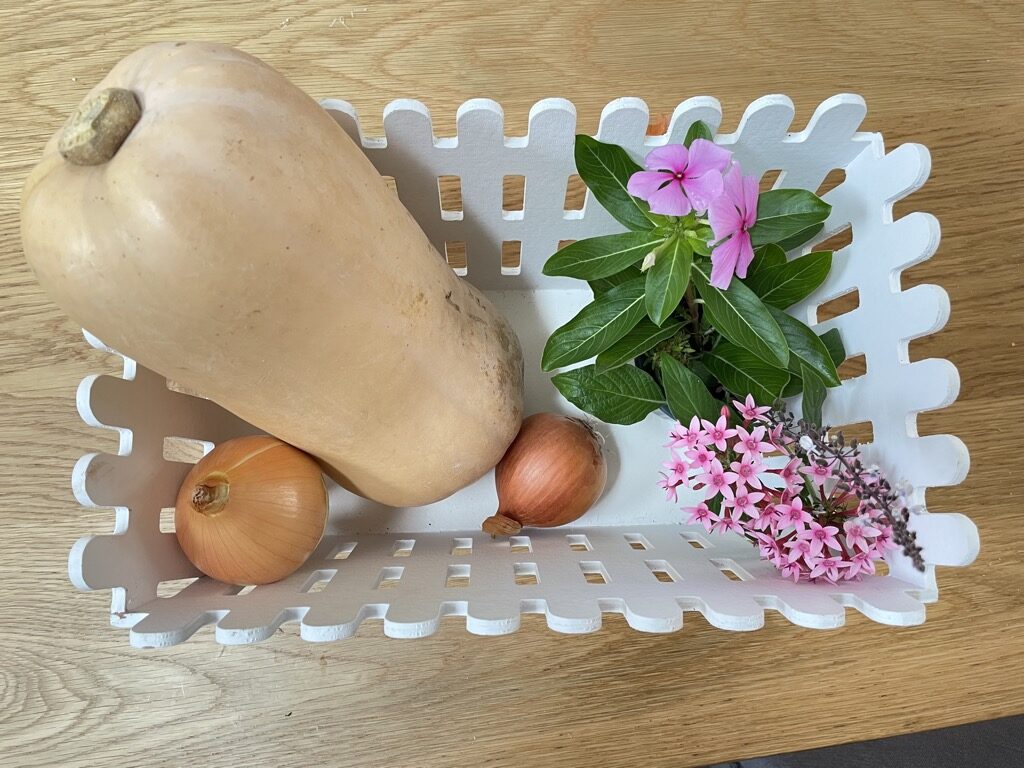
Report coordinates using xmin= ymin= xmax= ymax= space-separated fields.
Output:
xmin=684 ymin=284 xmax=701 ymax=347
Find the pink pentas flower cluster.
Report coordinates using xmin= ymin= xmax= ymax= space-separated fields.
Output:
xmin=658 ymin=395 xmax=899 ymax=584
xmin=626 ymin=141 xmax=758 ymax=289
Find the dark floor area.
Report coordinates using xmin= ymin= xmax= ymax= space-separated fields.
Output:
xmin=709 ymin=715 xmax=1024 ymax=768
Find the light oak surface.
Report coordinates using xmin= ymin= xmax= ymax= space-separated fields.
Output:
xmin=1 ymin=2 xmax=1022 ymax=766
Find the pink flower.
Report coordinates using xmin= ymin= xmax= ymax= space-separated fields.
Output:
xmin=734 ymin=425 xmax=775 ymax=457
xmin=694 ymin=459 xmax=738 ymax=500
xmin=733 ymin=394 xmax=771 ymax=421
xmin=750 ymin=503 xmax=780 ymax=532
xmin=808 ymin=460 xmax=834 ymax=488
xmin=808 ymin=556 xmax=846 ymax=583
xmin=700 ymin=414 xmax=737 ymax=451
xmin=627 ymin=141 xmax=732 ymax=217
xmin=845 ymin=551 xmax=877 ymax=579
xmin=779 ymin=557 xmax=805 ymax=583
xmin=769 ymin=423 xmax=790 ymax=448
xmin=662 ymin=452 xmax=690 ymax=485
xmin=779 ymin=458 xmax=805 ymax=492
xmin=726 ymin=488 xmax=765 ymax=519
xmin=711 ymin=513 xmax=744 ymax=535
xmin=684 ymin=443 xmax=715 ymax=471
xmin=730 ymin=454 xmax=768 ymax=489
xmin=684 ymin=502 xmax=716 ymax=532
xmin=657 ymin=474 xmax=681 ymax=503
xmin=798 ymin=521 xmax=841 ymax=557
xmin=707 ymin=165 xmax=759 ymax=289
xmin=665 ymin=415 xmax=706 ymax=450
xmin=873 ymin=526 xmax=899 ymax=553
xmin=751 ymin=531 xmax=782 ymax=561
xmin=843 ymin=519 xmax=881 ymax=551
xmin=785 ymin=537 xmax=813 ymax=560
xmin=776 ymin=496 xmax=812 ymax=530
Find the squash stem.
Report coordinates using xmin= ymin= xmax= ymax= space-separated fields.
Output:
xmin=59 ymin=87 xmax=141 ymax=166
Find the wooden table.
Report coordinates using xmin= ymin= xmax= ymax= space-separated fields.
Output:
xmin=1 ymin=2 xmax=1021 ymax=766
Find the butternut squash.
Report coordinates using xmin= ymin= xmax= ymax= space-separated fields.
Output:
xmin=21 ymin=42 xmax=524 ymax=507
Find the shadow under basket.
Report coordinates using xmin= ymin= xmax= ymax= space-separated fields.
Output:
xmin=69 ymin=94 xmax=978 ymax=648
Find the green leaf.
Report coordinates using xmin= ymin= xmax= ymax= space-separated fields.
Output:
xmin=689 ymin=236 xmax=711 ymax=257
xmin=543 ymin=231 xmax=667 ymax=280
xmin=776 ymin=222 xmax=824 ymax=252
xmin=767 ymin=306 xmax=841 ymax=387
xmin=749 ymin=189 xmax=831 ymax=248
xmin=595 ymin=319 xmax=683 ymax=372
xmin=702 ymin=342 xmax=791 ymax=404
xmin=589 ymin=265 xmax=642 ymax=298
xmin=691 ymin=264 xmax=790 ymax=369
xmin=746 ymin=251 xmax=833 ymax=309
xmin=781 ymin=374 xmax=804 ymax=399
xmin=820 ymin=328 xmax=847 ymax=367
xmin=574 ymin=135 xmax=657 ymax=231
xmin=801 ymin=364 xmax=826 ymax=428
xmin=552 ymin=364 xmax=664 ymax=424
xmin=684 ymin=120 xmax=713 ymax=147
xmin=782 ymin=328 xmax=846 ymax=397
xmin=660 ymin=355 xmax=722 ymax=423
xmin=645 ymin=237 xmax=692 ymax=326
xmin=541 ymin=278 xmax=647 ymax=371
xmin=748 ymin=243 xmax=787 ymax=281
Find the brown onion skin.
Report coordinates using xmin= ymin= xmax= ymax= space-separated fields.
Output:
xmin=174 ymin=435 xmax=328 ymax=585
xmin=484 ymin=413 xmax=606 ymax=535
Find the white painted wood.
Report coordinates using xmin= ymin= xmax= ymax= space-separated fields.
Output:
xmin=67 ymin=95 xmax=977 ymax=647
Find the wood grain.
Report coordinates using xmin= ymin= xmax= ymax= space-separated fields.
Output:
xmin=1 ymin=1 xmax=1022 ymax=766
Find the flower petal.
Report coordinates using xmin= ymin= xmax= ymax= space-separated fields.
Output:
xmin=733 ymin=232 xmax=756 ymax=278
xmin=708 ymin=195 xmax=743 ymax=240
xmin=644 ymin=144 xmax=688 ymax=173
xmin=682 ymin=170 xmax=725 ymax=212
xmin=709 ymin=235 xmax=742 ymax=289
xmin=742 ymin=173 xmax=759 ymax=227
xmin=646 ymin=180 xmax=692 ymax=216
xmin=627 ymin=170 xmax=675 ymax=200
xmin=685 ymin=139 xmax=732 ymax=176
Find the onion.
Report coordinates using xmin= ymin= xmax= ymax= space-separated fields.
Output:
xmin=174 ymin=435 xmax=328 ymax=585
xmin=482 ymin=413 xmax=607 ymax=536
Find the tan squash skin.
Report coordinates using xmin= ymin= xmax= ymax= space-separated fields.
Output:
xmin=21 ymin=42 xmax=524 ymax=507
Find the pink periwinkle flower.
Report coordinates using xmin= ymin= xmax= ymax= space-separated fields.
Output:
xmin=845 ymin=551 xmax=877 ymax=579
xmin=750 ymin=503 xmax=780 ymax=532
xmin=799 ymin=521 xmax=842 ymax=557
xmin=776 ymin=496 xmax=812 ymax=530
xmin=711 ymin=513 xmax=744 ymax=535
xmin=873 ymin=526 xmax=899 ymax=553
xmin=662 ymin=452 xmax=690 ymax=485
xmin=733 ymin=394 xmax=772 ymax=422
xmin=627 ymin=141 xmax=732 ymax=217
xmin=657 ymin=474 xmax=681 ymax=503
xmin=684 ymin=502 xmax=716 ymax=532
xmin=779 ymin=557 xmax=805 ymax=583
xmin=779 ymin=457 xmax=806 ymax=492
xmin=843 ymin=519 xmax=881 ymax=551
xmin=734 ymin=425 xmax=775 ymax=457
xmin=694 ymin=459 xmax=738 ymax=501
xmin=667 ymin=415 xmax=707 ymax=450
xmin=707 ymin=164 xmax=759 ymax=289
xmin=726 ymin=488 xmax=765 ymax=519
xmin=808 ymin=460 xmax=834 ymax=488
xmin=751 ymin=531 xmax=782 ymax=561
xmin=730 ymin=453 xmax=768 ymax=489
xmin=808 ymin=555 xmax=846 ymax=583
xmin=785 ymin=537 xmax=814 ymax=561
xmin=700 ymin=414 xmax=737 ymax=451
xmin=685 ymin=443 xmax=715 ymax=471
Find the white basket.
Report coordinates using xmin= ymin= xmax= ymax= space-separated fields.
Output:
xmin=69 ymin=94 xmax=979 ymax=648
